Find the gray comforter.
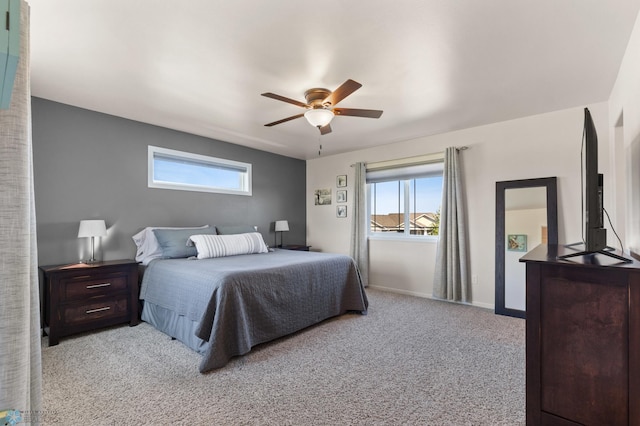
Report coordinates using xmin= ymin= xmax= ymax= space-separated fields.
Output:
xmin=139 ymin=249 xmax=368 ymax=372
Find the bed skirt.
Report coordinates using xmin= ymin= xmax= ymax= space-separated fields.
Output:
xmin=141 ymin=302 xmax=208 ymax=355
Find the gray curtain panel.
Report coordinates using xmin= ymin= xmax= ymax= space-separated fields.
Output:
xmin=433 ymin=147 xmax=470 ymax=302
xmin=349 ymin=162 xmax=369 ymax=286
xmin=0 ymin=0 xmax=43 ymax=415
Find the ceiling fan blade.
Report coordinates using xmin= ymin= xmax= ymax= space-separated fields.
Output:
xmin=334 ymin=108 xmax=383 ymax=119
xmin=261 ymin=92 xmax=309 ymax=108
xmin=322 ymin=79 xmax=362 ymax=107
xmin=264 ymin=113 xmax=305 ymax=127
xmin=319 ymin=123 xmax=332 ymax=135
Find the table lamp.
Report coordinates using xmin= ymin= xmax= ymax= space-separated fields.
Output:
xmin=275 ymin=220 xmax=289 ymax=248
xmin=78 ymin=219 xmax=107 ymax=263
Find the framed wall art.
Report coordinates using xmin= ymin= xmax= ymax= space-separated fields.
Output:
xmin=314 ymin=189 xmax=331 ymax=205
xmin=507 ymin=234 xmax=527 ymax=252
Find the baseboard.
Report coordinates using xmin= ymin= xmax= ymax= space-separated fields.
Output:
xmin=368 ymin=285 xmax=494 ymax=311
xmin=368 ymin=285 xmax=431 ymax=299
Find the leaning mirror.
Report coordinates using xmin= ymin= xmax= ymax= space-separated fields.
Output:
xmin=495 ymin=177 xmax=558 ymax=318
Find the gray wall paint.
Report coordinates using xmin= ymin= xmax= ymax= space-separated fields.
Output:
xmin=32 ymin=98 xmax=306 ymax=265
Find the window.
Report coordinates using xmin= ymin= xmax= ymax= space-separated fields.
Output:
xmin=367 ymin=158 xmax=443 ymax=237
xmin=148 ymin=146 xmax=252 ymax=196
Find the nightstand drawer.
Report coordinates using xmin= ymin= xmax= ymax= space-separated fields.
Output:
xmin=61 ymin=297 xmax=129 ymax=326
xmin=62 ymin=274 xmax=128 ymax=301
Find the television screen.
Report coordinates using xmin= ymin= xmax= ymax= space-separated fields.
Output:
xmin=558 ymin=108 xmax=630 ymax=263
xmin=583 ymin=108 xmax=607 ymax=252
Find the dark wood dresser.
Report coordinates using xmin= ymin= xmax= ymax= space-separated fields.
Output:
xmin=40 ymin=259 xmax=139 ymax=345
xmin=521 ymin=244 xmax=640 ymax=425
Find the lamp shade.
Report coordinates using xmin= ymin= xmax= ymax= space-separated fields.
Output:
xmin=304 ymin=108 xmax=334 ymax=127
xmin=275 ymin=220 xmax=289 ymax=232
xmin=78 ymin=220 xmax=107 ymax=238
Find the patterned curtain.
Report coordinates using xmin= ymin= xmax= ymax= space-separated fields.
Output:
xmin=0 ymin=0 xmax=43 ymax=416
xmin=349 ymin=162 xmax=369 ymax=286
xmin=433 ymin=147 xmax=470 ymax=302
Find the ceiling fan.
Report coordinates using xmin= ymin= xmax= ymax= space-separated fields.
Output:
xmin=261 ymin=79 xmax=383 ymax=135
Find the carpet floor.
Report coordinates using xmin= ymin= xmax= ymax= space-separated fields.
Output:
xmin=41 ymin=288 xmax=525 ymax=425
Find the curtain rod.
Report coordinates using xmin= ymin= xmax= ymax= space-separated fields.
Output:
xmin=350 ymin=146 xmax=468 ymax=167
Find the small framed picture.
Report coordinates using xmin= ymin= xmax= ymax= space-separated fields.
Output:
xmin=336 ymin=190 xmax=347 ymax=203
xmin=337 ymin=205 xmax=347 ymax=218
xmin=507 ymin=234 xmax=527 ymax=252
xmin=314 ymin=188 xmax=332 ymax=205
xmin=337 ymin=175 xmax=347 ymax=187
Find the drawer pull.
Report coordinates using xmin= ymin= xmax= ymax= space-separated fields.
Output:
xmin=86 ymin=307 xmax=110 ymax=314
xmin=86 ymin=282 xmax=111 ymax=289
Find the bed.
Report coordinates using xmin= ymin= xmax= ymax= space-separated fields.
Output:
xmin=138 ymin=247 xmax=368 ymax=373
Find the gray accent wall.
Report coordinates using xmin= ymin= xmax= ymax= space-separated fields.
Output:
xmin=32 ymin=98 xmax=306 ymax=265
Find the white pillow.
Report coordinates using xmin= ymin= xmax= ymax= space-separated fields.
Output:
xmin=132 ymin=225 xmax=210 ymax=264
xmin=188 ymin=232 xmax=268 ymax=259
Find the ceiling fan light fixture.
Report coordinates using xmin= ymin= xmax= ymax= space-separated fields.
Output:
xmin=304 ymin=108 xmax=334 ymax=128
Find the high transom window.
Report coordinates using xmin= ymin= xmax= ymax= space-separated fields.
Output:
xmin=148 ymin=146 xmax=252 ymax=196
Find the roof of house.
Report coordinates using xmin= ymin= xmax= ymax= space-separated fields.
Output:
xmin=371 ymin=213 xmax=438 ymax=230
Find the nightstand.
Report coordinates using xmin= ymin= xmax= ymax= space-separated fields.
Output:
xmin=279 ymin=245 xmax=311 ymax=251
xmin=40 ymin=259 xmax=139 ymax=346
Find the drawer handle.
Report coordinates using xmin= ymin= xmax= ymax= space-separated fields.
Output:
xmin=86 ymin=283 xmax=111 ymax=289
xmin=86 ymin=307 xmax=110 ymax=314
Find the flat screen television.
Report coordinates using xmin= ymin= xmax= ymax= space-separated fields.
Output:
xmin=583 ymin=107 xmax=607 ymax=252
xmin=559 ymin=107 xmax=630 ymax=263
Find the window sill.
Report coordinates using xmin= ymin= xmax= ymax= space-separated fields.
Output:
xmin=368 ymin=234 xmax=439 ymax=243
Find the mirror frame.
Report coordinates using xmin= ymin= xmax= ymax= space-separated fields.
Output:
xmin=495 ymin=177 xmax=558 ymax=318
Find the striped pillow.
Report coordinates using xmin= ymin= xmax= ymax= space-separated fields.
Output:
xmin=188 ymin=232 xmax=268 ymax=259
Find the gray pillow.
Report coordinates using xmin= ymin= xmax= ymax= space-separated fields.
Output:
xmin=153 ymin=226 xmax=217 ymax=258
xmin=216 ymin=225 xmax=257 ymax=235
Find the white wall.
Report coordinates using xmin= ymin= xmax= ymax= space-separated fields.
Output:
xmin=609 ymin=11 xmax=640 ymax=256
xmin=307 ymin=103 xmax=610 ymax=309
xmin=369 ymin=238 xmax=438 ymax=298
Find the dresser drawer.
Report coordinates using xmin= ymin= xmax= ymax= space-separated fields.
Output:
xmin=61 ymin=297 xmax=129 ymax=326
xmin=61 ymin=273 xmax=128 ymax=301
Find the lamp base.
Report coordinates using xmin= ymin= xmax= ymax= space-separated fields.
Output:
xmin=81 ymin=236 xmax=100 ymax=264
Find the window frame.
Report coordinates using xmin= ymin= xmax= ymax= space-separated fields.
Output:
xmin=367 ymin=157 xmax=443 ymax=241
xmin=148 ymin=145 xmax=252 ymax=196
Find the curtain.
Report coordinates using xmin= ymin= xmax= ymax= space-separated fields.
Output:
xmin=433 ymin=147 xmax=470 ymax=302
xmin=350 ymin=162 xmax=369 ymax=287
xmin=0 ymin=0 xmax=43 ymax=416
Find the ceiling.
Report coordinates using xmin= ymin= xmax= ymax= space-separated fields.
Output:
xmin=506 ymin=186 xmax=547 ymax=211
xmin=28 ymin=0 xmax=640 ymax=160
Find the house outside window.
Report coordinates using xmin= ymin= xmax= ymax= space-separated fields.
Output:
xmin=148 ymin=145 xmax=252 ymax=196
xmin=367 ymin=155 xmax=443 ymax=238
